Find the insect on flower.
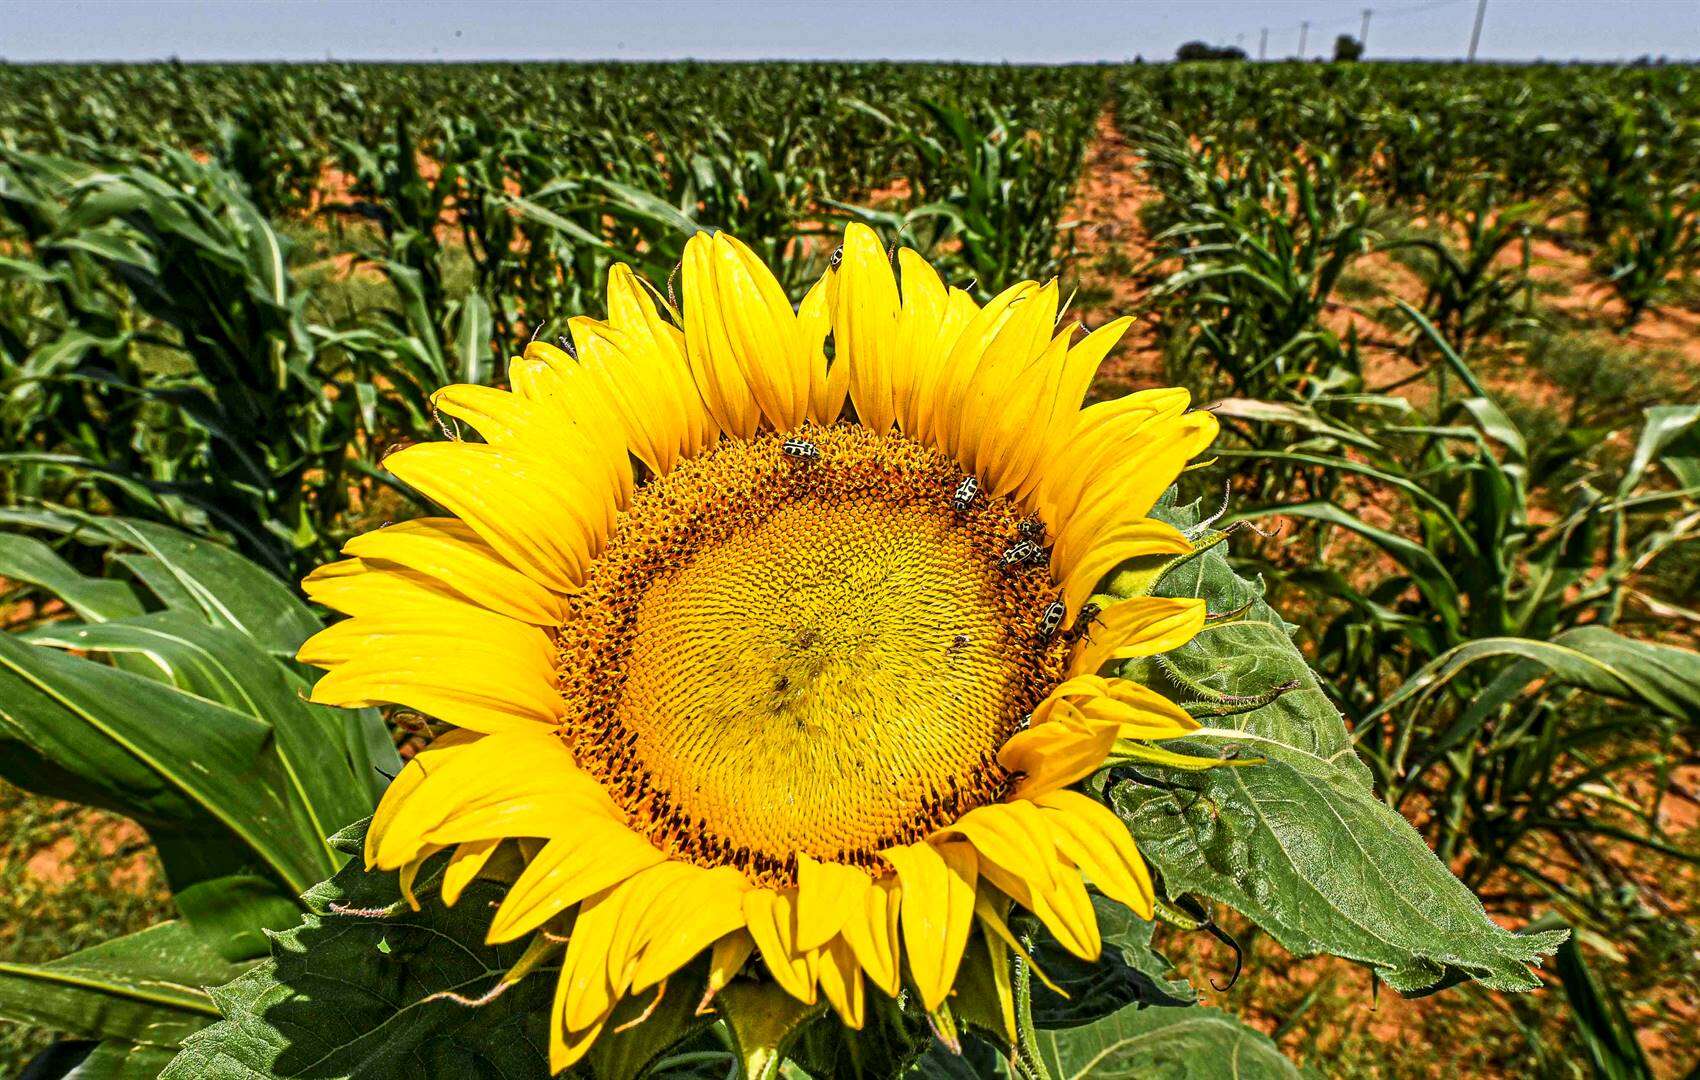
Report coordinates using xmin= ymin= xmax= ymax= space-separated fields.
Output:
xmin=301 ymin=223 xmax=1219 ymax=1069
xmin=782 ymin=437 xmax=820 ymax=462
xmin=951 ymin=475 xmax=980 ymax=512
xmin=1066 ymin=601 xmax=1102 ymax=644
xmin=1000 ymin=539 xmax=1042 ymax=573
xmin=1036 ymin=599 xmax=1067 ymax=641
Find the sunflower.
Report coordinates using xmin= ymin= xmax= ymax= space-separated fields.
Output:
xmin=299 ymin=223 xmax=1217 ymax=1070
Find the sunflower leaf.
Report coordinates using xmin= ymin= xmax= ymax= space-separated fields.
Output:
xmin=1032 ymin=1003 xmax=1302 ymax=1080
xmin=162 ymin=831 xmax=559 ymax=1080
xmin=1026 ymin=896 xmax=1194 ymax=1029
xmin=1104 ymin=500 xmax=1566 ymax=995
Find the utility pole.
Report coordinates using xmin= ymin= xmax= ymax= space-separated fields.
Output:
xmin=1258 ymin=28 xmax=1269 ymax=61
xmin=1360 ymin=9 xmax=1373 ymax=55
xmin=1298 ymin=20 xmax=1309 ymax=60
xmin=1467 ymin=0 xmax=1488 ymax=62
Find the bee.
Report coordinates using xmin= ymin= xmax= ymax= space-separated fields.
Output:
xmin=1000 ymin=539 xmax=1042 ymax=573
xmin=951 ymin=476 xmax=980 ymax=512
xmin=1036 ymin=600 xmax=1067 ymax=641
xmin=1066 ymin=601 xmax=1102 ymax=643
xmin=1017 ymin=518 xmax=1047 ymax=544
xmin=828 ymin=245 xmax=844 ymax=271
xmin=782 ymin=437 xmax=820 ymax=462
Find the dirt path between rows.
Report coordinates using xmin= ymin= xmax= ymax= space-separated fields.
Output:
xmin=1065 ymin=107 xmax=1167 ymax=392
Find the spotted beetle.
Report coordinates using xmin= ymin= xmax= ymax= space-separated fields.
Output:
xmin=1000 ymin=539 xmax=1042 ymax=573
xmin=951 ymin=475 xmax=980 ymax=512
xmin=782 ymin=437 xmax=820 ymax=462
xmin=1037 ymin=600 xmax=1067 ymax=641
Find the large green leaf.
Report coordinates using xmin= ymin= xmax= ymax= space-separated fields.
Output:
xmin=88 ymin=518 xmax=322 ymax=658
xmin=60 ymin=1040 xmax=179 ymax=1078
xmin=1028 ymin=896 xmax=1194 ymax=1029
xmin=0 ymin=921 xmax=248 ymax=1048
xmin=1107 ymin=502 xmax=1565 ymax=994
xmin=1033 ymin=1004 xmax=1301 ymax=1080
xmin=0 ymin=533 xmax=141 ymax=621
xmin=23 ymin=609 xmax=375 ymax=861
xmin=163 ymin=825 xmax=557 ymax=1080
xmin=1370 ymin=625 xmax=1700 ymax=729
xmin=0 ymin=632 xmax=327 ymax=896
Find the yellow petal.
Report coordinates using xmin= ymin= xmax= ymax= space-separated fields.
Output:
xmin=717 ymin=233 xmax=808 ymax=431
xmin=384 ymin=442 xmax=602 ymax=593
xmin=297 ymin=600 xmax=553 ymax=671
xmin=1069 ymin=597 xmax=1207 ymax=677
xmin=973 ymin=888 xmax=1065 ymax=996
xmin=441 ymin=838 xmax=502 ymax=906
xmin=487 ymin=823 xmax=668 ymax=945
xmin=628 ymin=865 xmax=751 ymax=992
xmin=1049 ymin=413 xmax=1221 ymax=567
xmin=997 ymin=708 xmax=1119 ymax=800
xmin=364 ymin=730 xmax=480 ymax=869
xmin=306 ymin=650 xmax=561 ymax=735
xmin=796 ymin=854 xmax=872 ymax=952
xmin=593 ymin=263 xmax=718 ymax=468
xmin=1057 ymin=518 xmax=1192 ymax=622
xmin=975 ymin=856 xmax=1100 ymax=962
xmin=341 ymin=517 xmax=567 ymax=624
xmin=699 ymin=931 xmax=756 ymax=1015
xmin=682 ymin=231 xmax=762 ymax=439
xmin=1036 ymin=387 xmax=1195 ymax=525
xmin=799 ymin=273 xmax=848 ymax=426
xmin=910 ymin=286 xmax=981 ymax=445
xmin=833 ymin=223 xmax=901 ymax=434
xmin=816 ymin=935 xmax=866 ymax=1030
xmin=930 ymin=281 xmax=1038 ymax=460
xmin=1036 ymin=790 xmax=1156 ymax=918
xmin=551 ymin=865 xmax=681 ymax=1070
xmin=890 ymin=247 xmax=947 ymax=436
xmin=742 ymin=888 xmax=818 ymax=1005
xmin=301 ymin=557 xmax=469 ymax=619
xmin=838 ymin=874 xmax=903 ymax=997
xmin=1037 ymin=675 xmax=1199 ymax=742
xmin=940 ymin=801 xmax=1060 ymax=892
xmin=371 ymin=728 xmax=614 ymax=870
xmin=882 ymin=840 xmax=977 ymax=1011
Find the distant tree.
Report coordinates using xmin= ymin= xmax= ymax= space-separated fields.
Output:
xmin=1333 ymin=34 xmax=1364 ymax=62
xmin=1176 ymin=41 xmax=1248 ymax=62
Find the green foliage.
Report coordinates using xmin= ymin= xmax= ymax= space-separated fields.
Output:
xmin=2 ymin=55 xmax=1696 ymax=1079
xmin=1112 ymin=500 xmax=1567 ymax=993
xmin=1032 ymin=1005 xmax=1300 ymax=1080
xmin=0 ymin=517 xmax=391 ymax=1070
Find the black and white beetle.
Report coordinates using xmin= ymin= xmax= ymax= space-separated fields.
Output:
xmin=1037 ymin=600 xmax=1067 ymax=641
xmin=951 ymin=475 xmax=980 ymax=512
xmin=828 ymin=246 xmax=844 ymax=271
xmin=1016 ymin=518 xmax=1046 ymax=544
xmin=1000 ymin=539 xmax=1042 ymax=573
xmin=781 ymin=437 xmax=820 ymax=461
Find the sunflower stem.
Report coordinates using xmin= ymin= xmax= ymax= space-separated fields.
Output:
xmin=1013 ymin=937 xmax=1055 ymax=1080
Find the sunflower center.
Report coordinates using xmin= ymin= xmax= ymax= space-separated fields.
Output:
xmin=556 ymin=424 xmax=1066 ymax=886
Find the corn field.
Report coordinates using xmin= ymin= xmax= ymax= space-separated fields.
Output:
xmin=0 ymin=59 xmax=1697 ymax=1079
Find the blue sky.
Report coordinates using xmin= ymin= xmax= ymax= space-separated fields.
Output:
xmin=0 ymin=0 xmax=1695 ymax=63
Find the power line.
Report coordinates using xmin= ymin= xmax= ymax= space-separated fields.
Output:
xmin=1467 ymin=0 xmax=1489 ymax=61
